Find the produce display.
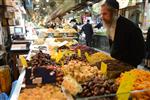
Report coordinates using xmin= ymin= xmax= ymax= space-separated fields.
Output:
xmin=55 ymin=28 xmax=77 ymax=34
xmin=33 ymin=38 xmax=45 ymax=45
xmin=71 ymin=44 xmax=97 ymax=55
xmin=89 ymin=52 xmax=113 ymax=65
xmin=116 ymin=69 xmax=150 ymax=99
xmin=65 ymin=40 xmax=78 ymax=47
xmin=92 ymin=60 xmax=134 ymax=78
xmin=78 ymin=76 xmax=118 ymax=97
xmin=55 ymin=69 xmax=64 ymax=85
xmin=28 ymin=51 xmax=55 ymax=68
xmin=103 ymin=60 xmax=133 ymax=71
xmin=19 ymin=84 xmax=66 ymax=100
xmin=47 ymin=28 xmax=56 ymax=33
xmin=17 ymin=39 xmax=150 ymax=100
xmin=62 ymin=75 xmax=83 ymax=96
xmin=62 ymin=60 xmax=101 ymax=83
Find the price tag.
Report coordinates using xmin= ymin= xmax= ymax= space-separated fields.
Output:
xmin=117 ymin=72 xmax=136 ymax=100
xmin=101 ymin=62 xmax=107 ymax=75
xmin=85 ymin=52 xmax=91 ymax=62
xmin=77 ymin=49 xmax=81 ymax=57
xmin=20 ymin=55 xmax=28 ymax=68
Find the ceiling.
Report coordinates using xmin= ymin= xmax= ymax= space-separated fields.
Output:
xmin=24 ymin=0 xmax=101 ymax=25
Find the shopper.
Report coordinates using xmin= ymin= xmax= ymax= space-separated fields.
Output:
xmin=81 ymin=20 xmax=94 ymax=47
xmin=95 ymin=19 xmax=103 ymax=29
xmin=70 ymin=19 xmax=78 ymax=31
xmin=145 ymin=27 xmax=150 ymax=67
xmin=100 ymin=0 xmax=146 ymax=67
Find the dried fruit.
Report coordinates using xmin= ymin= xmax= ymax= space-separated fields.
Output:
xmin=79 ymin=76 xmax=118 ymax=97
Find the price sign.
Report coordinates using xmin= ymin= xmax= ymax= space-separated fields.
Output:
xmin=101 ymin=62 xmax=107 ymax=75
xmin=77 ymin=49 xmax=81 ymax=57
xmin=85 ymin=52 xmax=91 ymax=62
xmin=20 ymin=55 xmax=28 ymax=68
xmin=117 ymin=72 xmax=136 ymax=100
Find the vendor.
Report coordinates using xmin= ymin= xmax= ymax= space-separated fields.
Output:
xmin=100 ymin=0 xmax=145 ymax=67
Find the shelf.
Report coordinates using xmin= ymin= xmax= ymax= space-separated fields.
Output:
xmin=0 ymin=5 xmax=14 ymax=8
xmin=2 ymin=25 xmax=16 ymax=26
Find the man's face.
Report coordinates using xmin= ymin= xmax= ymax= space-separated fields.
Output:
xmin=101 ymin=5 xmax=113 ymax=24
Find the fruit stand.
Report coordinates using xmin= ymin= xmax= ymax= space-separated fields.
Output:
xmin=8 ymin=38 xmax=150 ymax=100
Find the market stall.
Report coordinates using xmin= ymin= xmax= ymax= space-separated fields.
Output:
xmin=0 ymin=0 xmax=150 ymax=100
xmin=3 ymin=37 xmax=149 ymax=100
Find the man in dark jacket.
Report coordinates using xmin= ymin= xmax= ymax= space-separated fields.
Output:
xmin=81 ymin=20 xmax=94 ymax=46
xmin=101 ymin=0 xmax=146 ymax=67
xmin=146 ymin=27 xmax=150 ymax=51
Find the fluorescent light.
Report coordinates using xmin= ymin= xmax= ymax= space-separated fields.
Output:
xmin=35 ymin=0 xmax=39 ymax=2
xmin=46 ymin=0 xmax=49 ymax=2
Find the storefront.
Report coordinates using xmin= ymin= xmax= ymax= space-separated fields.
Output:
xmin=0 ymin=0 xmax=150 ymax=100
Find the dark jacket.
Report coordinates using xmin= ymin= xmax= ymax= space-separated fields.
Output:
xmin=146 ymin=27 xmax=150 ymax=51
xmin=110 ymin=16 xmax=146 ymax=67
xmin=81 ymin=23 xmax=94 ymax=41
xmin=95 ymin=22 xmax=103 ymax=29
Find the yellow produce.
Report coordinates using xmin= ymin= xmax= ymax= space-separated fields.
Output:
xmin=116 ymin=69 xmax=150 ymax=99
xmin=89 ymin=52 xmax=113 ymax=65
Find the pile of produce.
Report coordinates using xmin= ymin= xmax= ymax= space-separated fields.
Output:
xmin=20 ymin=42 xmax=148 ymax=99
xmin=62 ymin=75 xmax=83 ymax=96
xmin=62 ymin=60 xmax=101 ymax=83
xmin=58 ymin=52 xmax=89 ymax=65
xmin=103 ymin=60 xmax=133 ymax=71
xmin=116 ymin=69 xmax=150 ymax=99
xmin=55 ymin=68 xmax=64 ymax=85
xmin=78 ymin=76 xmax=118 ymax=97
xmin=71 ymin=44 xmax=97 ymax=55
xmin=89 ymin=52 xmax=113 ymax=65
xmin=65 ymin=40 xmax=78 ymax=47
xmin=19 ymin=84 xmax=66 ymax=100
xmin=58 ymin=45 xmax=70 ymax=51
xmin=33 ymin=38 xmax=45 ymax=45
xmin=47 ymin=28 xmax=56 ymax=33
xmin=93 ymin=59 xmax=134 ymax=78
xmin=65 ymin=28 xmax=77 ymax=34
xmin=28 ymin=51 xmax=55 ymax=68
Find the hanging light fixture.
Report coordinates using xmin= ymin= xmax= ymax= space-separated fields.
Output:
xmin=35 ymin=0 xmax=40 ymax=2
xmin=46 ymin=0 xmax=49 ymax=2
